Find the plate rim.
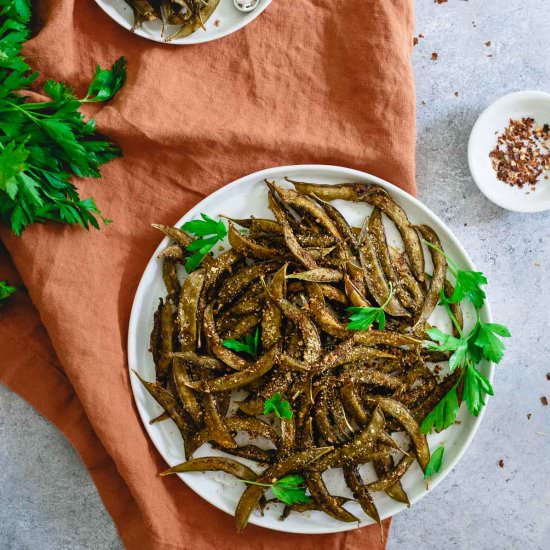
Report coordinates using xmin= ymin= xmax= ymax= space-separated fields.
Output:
xmin=127 ymin=163 xmax=494 ymax=534
xmin=94 ymin=0 xmax=273 ymax=45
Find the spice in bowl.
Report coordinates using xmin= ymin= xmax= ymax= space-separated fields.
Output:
xmin=489 ymin=117 xmax=550 ymax=191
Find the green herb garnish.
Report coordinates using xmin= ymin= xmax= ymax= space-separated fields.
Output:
xmin=222 ymin=327 xmax=259 ymax=358
xmin=0 ymin=0 xmax=126 ymax=235
xmin=0 ymin=280 xmax=16 ymax=303
xmin=424 ymin=445 xmax=445 ymax=479
xmin=263 ymin=392 xmax=293 ymax=419
xmin=181 ymin=213 xmax=227 ymax=272
xmin=241 ymin=475 xmax=310 ymax=505
xmin=420 ymin=244 xmax=510 ymax=434
xmin=345 ymin=283 xmax=394 ymax=331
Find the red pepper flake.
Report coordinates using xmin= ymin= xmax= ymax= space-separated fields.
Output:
xmin=498 ymin=459 xmax=504 ymax=468
xmin=419 ymin=34 xmax=425 ymax=39
xmin=435 ymin=0 xmax=448 ymax=3
xmin=541 ymin=396 xmax=549 ymax=406
xmin=484 ymin=41 xmax=492 ymax=47
xmin=413 ymin=37 xmax=419 ymax=46
xmin=431 ymin=52 xmax=439 ymax=61
xmin=489 ymin=117 xmax=550 ymax=189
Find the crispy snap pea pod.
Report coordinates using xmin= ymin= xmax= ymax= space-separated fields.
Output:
xmin=237 ymin=398 xmax=265 ymax=416
xmin=224 ymin=216 xmax=282 ymax=234
xmin=165 ymin=0 xmax=220 ymax=41
xmin=132 ymin=370 xmax=191 ymax=440
xmin=170 ymin=351 xmax=227 ymax=371
xmin=329 ymin=389 xmax=355 ymax=439
xmin=217 ymin=262 xmax=276 ymax=307
xmin=213 ymin=444 xmax=276 ymax=464
xmin=152 ymin=223 xmax=193 ymax=248
xmin=262 ymin=264 xmax=286 ymax=349
xmin=314 ymin=391 xmax=342 ymax=444
xmin=340 ymin=384 xmax=369 ymax=426
xmin=444 ymin=278 xmax=464 ymax=335
xmin=228 ymin=223 xmax=280 ymax=260
xmin=158 ymin=244 xmax=184 ymax=260
xmin=280 ymin=415 xmax=296 ymax=456
xmin=290 ymin=181 xmax=425 ymax=281
xmin=162 ymin=258 xmax=180 ymax=299
xmin=306 ymin=283 xmax=347 ymax=339
xmin=226 ymin=417 xmax=280 ymax=445
xmin=201 ymin=392 xmax=237 ymax=450
xmin=203 ymin=304 xmax=251 ymax=371
xmin=389 ymin=247 xmax=425 ymax=308
xmin=285 ymin=496 xmax=352 ymax=514
xmin=373 ymin=455 xmax=410 ymax=505
xmin=222 ymin=313 xmax=261 ymax=341
xmin=177 ymin=268 xmax=204 ymax=351
xmin=186 ymin=347 xmax=278 ymax=392
xmin=359 ymin=230 xmax=410 ymax=317
xmin=172 ymin=357 xmax=203 ymax=425
xmin=149 ymin=411 xmax=170 ymax=424
xmin=312 ymin=193 xmax=359 ymax=249
xmin=160 ymin=457 xmax=258 ymax=481
xmin=319 ymin=284 xmax=347 ymax=304
xmin=345 ymin=260 xmax=367 ymax=295
xmin=267 ymin=188 xmax=318 ymax=269
xmin=368 ymin=208 xmax=416 ymax=310
xmin=412 ymin=225 xmax=447 ymax=334
xmin=344 ymin=273 xmax=372 ymax=307
xmin=235 ymin=447 xmax=333 ymax=532
xmin=265 ymin=288 xmax=321 ymax=363
xmin=366 ymin=397 xmax=429 ymax=470
xmin=157 ymin=299 xmax=175 ymax=382
xmin=287 ymin=268 xmax=343 ymax=283
xmin=343 ymin=464 xmax=382 ymax=528
xmin=149 ymin=298 xmax=163 ymax=369
xmin=368 ymin=453 xmax=415 ymax=492
xmin=337 ymin=368 xmax=404 ymax=391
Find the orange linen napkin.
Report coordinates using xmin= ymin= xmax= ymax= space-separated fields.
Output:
xmin=0 ymin=0 xmax=416 ymax=548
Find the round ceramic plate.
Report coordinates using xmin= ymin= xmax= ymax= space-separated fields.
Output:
xmin=95 ymin=0 xmax=272 ymax=45
xmin=128 ymin=164 xmax=493 ymax=534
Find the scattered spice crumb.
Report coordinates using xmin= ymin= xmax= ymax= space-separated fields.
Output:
xmin=498 ymin=459 xmax=504 ymax=468
xmin=435 ymin=0 xmax=448 ymax=3
xmin=454 ymin=420 xmax=462 ymax=425
xmin=472 ymin=21 xmax=477 ymax=27
xmin=413 ymin=37 xmax=419 ymax=46
xmin=431 ymin=52 xmax=438 ymax=61
xmin=489 ymin=118 xmax=550 ymax=189
xmin=421 ymin=100 xmax=426 ymax=106
xmin=464 ymin=222 xmax=468 ymax=226
xmin=527 ymin=413 xmax=532 ymax=420
xmin=214 ymin=19 xmax=220 ymax=27
xmin=541 ymin=396 xmax=549 ymax=406
xmin=484 ymin=41 xmax=492 ymax=47
xmin=454 ymin=91 xmax=459 ymax=97
xmin=535 ymin=261 xmax=541 ymax=267
xmin=487 ymin=54 xmax=493 ymax=58
xmin=546 ymin=373 xmax=550 ymax=380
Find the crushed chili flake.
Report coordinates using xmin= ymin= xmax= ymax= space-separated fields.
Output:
xmin=435 ymin=0 xmax=448 ymax=3
xmin=541 ymin=396 xmax=549 ymax=406
xmin=498 ymin=459 xmax=504 ymax=468
xmin=489 ymin=117 xmax=550 ymax=190
xmin=431 ymin=52 xmax=438 ymax=61
xmin=413 ymin=37 xmax=419 ymax=46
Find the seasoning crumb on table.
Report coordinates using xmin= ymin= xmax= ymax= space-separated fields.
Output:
xmin=541 ymin=396 xmax=549 ymax=406
xmin=431 ymin=52 xmax=438 ymax=61
xmin=545 ymin=372 xmax=550 ymax=380
xmin=498 ymin=459 xmax=504 ymax=468
xmin=527 ymin=413 xmax=532 ymax=420
xmin=489 ymin=117 xmax=550 ymax=190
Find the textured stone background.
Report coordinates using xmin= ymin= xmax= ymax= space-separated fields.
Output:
xmin=1 ymin=1 xmax=549 ymax=548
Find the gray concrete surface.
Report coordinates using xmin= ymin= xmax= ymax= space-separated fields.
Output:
xmin=1 ymin=1 xmax=549 ymax=548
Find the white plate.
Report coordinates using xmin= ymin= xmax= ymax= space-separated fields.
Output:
xmin=468 ymin=90 xmax=550 ymax=213
xmin=95 ymin=0 xmax=272 ymax=45
xmin=128 ymin=164 xmax=493 ymax=534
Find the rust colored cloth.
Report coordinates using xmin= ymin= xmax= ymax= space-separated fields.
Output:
xmin=0 ymin=0 xmax=415 ymax=548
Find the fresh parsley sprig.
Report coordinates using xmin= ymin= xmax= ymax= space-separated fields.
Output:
xmin=240 ymin=475 xmax=310 ymax=505
xmin=222 ymin=327 xmax=259 ymax=358
xmin=181 ymin=213 xmax=227 ymax=272
xmin=424 ymin=445 xmax=445 ymax=479
xmin=345 ymin=283 xmax=394 ymax=331
xmin=0 ymin=0 xmax=126 ymax=235
xmin=0 ymin=280 xmax=16 ymax=303
xmin=421 ymin=250 xmax=510 ymax=433
xmin=263 ymin=392 xmax=293 ymax=419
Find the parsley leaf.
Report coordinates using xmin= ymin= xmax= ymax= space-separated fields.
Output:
xmin=271 ymin=475 xmax=311 ymax=505
xmin=0 ymin=280 xmax=16 ymax=302
xmin=472 ymin=322 xmax=511 ymax=364
xmin=463 ymin=364 xmax=494 ymax=416
xmin=263 ymin=392 xmax=293 ymax=419
xmin=424 ymin=446 xmax=445 ymax=479
xmin=222 ymin=327 xmax=259 ymax=358
xmin=182 ymin=214 xmax=227 ymax=272
xmin=0 ymin=1 xmax=126 ymax=235
xmin=420 ymin=385 xmax=459 ymax=434
xmin=426 ymin=327 xmax=471 ymax=373
xmin=448 ymin=270 xmax=487 ymax=309
xmin=346 ymin=283 xmax=393 ymax=331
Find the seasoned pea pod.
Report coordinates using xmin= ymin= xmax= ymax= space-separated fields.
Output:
xmin=160 ymin=457 xmax=258 ymax=481
xmin=177 ymin=268 xmax=204 ymax=351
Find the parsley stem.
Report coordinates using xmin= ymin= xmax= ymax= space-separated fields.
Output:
xmin=380 ymin=282 xmax=394 ymax=311
xmin=442 ymin=300 xmax=463 ymax=338
xmin=240 ymin=480 xmax=275 ymax=488
xmin=422 ymin=239 xmax=458 ymax=273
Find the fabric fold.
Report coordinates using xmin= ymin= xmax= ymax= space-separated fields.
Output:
xmin=0 ymin=0 xmax=415 ymax=547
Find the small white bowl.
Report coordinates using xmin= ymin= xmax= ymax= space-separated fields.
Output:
xmin=468 ymin=91 xmax=550 ymax=212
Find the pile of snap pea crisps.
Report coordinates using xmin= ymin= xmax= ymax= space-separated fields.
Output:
xmin=136 ymin=179 xmax=465 ymax=532
xmin=125 ymin=0 xmax=220 ymax=40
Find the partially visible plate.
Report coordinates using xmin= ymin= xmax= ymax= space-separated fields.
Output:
xmin=95 ymin=0 xmax=273 ymax=45
xmin=127 ymin=164 xmax=493 ymax=534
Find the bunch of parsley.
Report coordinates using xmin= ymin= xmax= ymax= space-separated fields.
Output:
xmin=0 ymin=0 xmax=126 ymax=235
